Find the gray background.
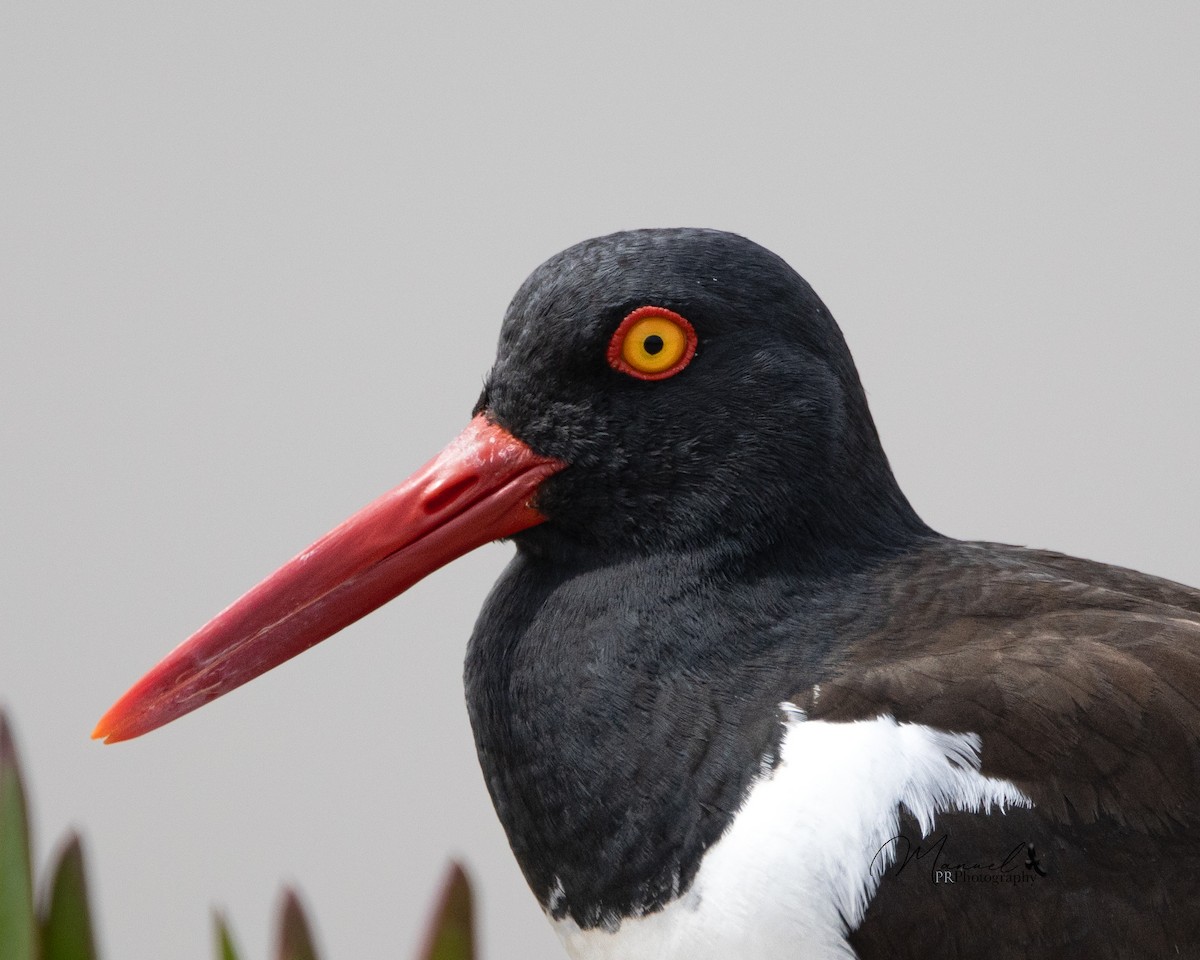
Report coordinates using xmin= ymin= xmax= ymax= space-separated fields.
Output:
xmin=3 ymin=3 xmax=1198 ymax=959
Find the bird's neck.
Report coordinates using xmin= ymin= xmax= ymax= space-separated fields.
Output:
xmin=779 ymin=470 xmax=935 ymax=576
xmin=464 ymin=522 xmax=938 ymax=929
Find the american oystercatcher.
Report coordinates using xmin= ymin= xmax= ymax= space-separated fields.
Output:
xmin=95 ymin=229 xmax=1200 ymax=958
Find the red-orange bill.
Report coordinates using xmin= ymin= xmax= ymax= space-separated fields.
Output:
xmin=92 ymin=415 xmax=565 ymax=744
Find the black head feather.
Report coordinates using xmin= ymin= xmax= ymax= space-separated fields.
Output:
xmin=478 ymin=227 xmax=931 ymax=568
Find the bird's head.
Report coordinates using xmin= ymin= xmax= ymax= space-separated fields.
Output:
xmin=483 ymin=227 xmax=919 ymax=559
xmin=93 ymin=228 xmax=926 ymax=743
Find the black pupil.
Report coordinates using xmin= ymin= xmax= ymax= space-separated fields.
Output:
xmin=643 ymin=334 xmax=665 ymax=355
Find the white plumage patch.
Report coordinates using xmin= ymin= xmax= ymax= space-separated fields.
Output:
xmin=553 ymin=708 xmax=1032 ymax=960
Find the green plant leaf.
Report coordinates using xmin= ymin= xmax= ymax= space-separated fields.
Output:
xmin=415 ymin=863 xmax=474 ymax=960
xmin=0 ymin=710 xmax=36 ymax=960
xmin=38 ymin=834 xmax=97 ymax=960
xmin=213 ymin=911 xmax=240 ymax=960
xmin=275 ymin=890 xmax=320 ymax=960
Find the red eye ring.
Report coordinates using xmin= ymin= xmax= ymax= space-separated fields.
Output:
xmin=606 ymin=306 xmax=698 ymax=381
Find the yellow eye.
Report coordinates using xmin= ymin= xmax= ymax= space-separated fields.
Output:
xmin=607 ymin=306 xmax=697 ymax=380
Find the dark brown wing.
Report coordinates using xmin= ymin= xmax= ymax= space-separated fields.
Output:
xmin=797 ymin=542 xmax=1200 ymax=958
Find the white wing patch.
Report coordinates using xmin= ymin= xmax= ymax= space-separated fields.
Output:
xmin=554 ymin=708 xmax=1032 ymax=960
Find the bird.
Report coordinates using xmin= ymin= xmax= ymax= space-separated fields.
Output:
xmin=94 ymin=228 xmax=1200 ymax=959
